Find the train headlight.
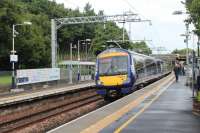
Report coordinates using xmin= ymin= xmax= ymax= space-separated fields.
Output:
xmin=97 ymin=80 xmax=102 ymax=85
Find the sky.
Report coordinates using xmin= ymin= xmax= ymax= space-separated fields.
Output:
xmin=55 ymin=0 xmax=197 ymax=54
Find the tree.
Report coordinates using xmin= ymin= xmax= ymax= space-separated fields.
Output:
xmin=130 ymin=41 xmax=152 ymax=55
xmin=0 ymin=0 xmax=149 ymax=70
xmin=92 ymin=22 xmax=130 ymax=55
xmin=186 ymin=0 xmax=200 ymax=36
xmin=171 ymin=48 xmax=193 ymax=55
xmin=186 ymin=0 xmax=200 ymax=104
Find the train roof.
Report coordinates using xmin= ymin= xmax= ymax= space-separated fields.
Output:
xmin=98 ymin=48 xmax=161 ymax=62
xmin=97 ymin=48 xmax=129 ymax=56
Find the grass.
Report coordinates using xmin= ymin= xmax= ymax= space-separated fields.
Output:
xmin=0 ymin=75 xmax=11 ymax=86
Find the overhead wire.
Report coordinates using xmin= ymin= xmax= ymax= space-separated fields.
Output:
xmin=123 ymin=0 xmax=148 ymax=20
xmin=121 ymin=0 xmax=154 ymax=45
xmin=121 ymin=0 xmax=166 ymax=53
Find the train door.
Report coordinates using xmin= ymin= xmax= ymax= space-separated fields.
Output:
xmin=131 ymin=55 xmax=136 ymax=76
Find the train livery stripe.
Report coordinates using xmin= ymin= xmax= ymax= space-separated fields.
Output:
xmin=98 ymin=52 xmax=128 ymax=58
xmin=99 ymin=75 xmax=127 ymax=86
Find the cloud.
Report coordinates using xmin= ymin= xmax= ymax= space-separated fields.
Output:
xmin=54 ymin=0 xmax=196 ymax=53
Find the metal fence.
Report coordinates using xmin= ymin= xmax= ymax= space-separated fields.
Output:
xmin=59 ymin=66 xmax=94 ymax=83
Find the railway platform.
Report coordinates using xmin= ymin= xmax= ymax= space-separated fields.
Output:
xmin=49 ymin=74 xmax=200 ymax=133
xmin=0 ymin=72 xmax=169 ymax=107
xmin=0 ymin=82 xmax=95 ymax=106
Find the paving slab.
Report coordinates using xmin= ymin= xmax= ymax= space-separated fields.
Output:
xmin=102 ymin=76 xmax=200 ymax=133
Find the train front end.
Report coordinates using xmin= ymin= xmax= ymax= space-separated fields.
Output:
xmin=95 ymin=49 xmax=135 ymax=99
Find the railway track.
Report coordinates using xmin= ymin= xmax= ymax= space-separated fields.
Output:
xmin=0 ymin=88 xmax=105 ymax=133
xmin=0 ymin=72 xmax=171 ymax=133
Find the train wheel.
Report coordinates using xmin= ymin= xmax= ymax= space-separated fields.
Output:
xmin=104 ymin=95 xmax=112 ymax=101
xmin=117 ymin=91 xmax=123 ymax=98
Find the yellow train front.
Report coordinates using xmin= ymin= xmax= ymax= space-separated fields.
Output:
xmin=95 ymin=48 xmax=137 ymax=100
xmin=95 ymin=48 xmax=165 ymax=100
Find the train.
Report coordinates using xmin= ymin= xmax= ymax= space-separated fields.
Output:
xmin=95 ymin=48 xmax=165 ymax=100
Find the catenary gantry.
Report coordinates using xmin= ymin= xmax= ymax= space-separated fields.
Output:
xmin=51 ymin=13 xmax=151 ymax=67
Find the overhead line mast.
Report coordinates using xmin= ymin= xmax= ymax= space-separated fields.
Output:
xmin=51 ymin=13 xmax=151 ymax=67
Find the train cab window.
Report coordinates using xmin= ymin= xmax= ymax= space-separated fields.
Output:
xmin=98 ymin=56 xmax=128 ymax=76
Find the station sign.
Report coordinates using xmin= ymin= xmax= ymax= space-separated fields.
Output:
xmin=10 ymin=54 xmax=18 ymax=62
xmin=16 ymin=68 xmax=60 ymax=85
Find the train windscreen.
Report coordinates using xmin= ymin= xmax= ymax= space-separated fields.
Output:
xmin=98 ymin=56 xmax=128 ymax=76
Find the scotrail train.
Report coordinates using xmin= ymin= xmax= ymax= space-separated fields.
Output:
xmin=95 ymin=48 xmax=165 ymax=100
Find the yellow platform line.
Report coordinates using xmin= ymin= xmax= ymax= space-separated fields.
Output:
xmin=114 ymin=77 xmax=175 ymax=133
xmin=80 ymin=75 xmax=174 ymax=133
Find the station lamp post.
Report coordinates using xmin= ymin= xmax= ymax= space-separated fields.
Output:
xmin=11 ymin=21 xmax=32 ymax=89
xmin=172 ymin=10 xmax=190 ymax=65
xmin=173 ymin=9 xmax=197 ymax=97
xmin=78 ymin=39 xmax=91 ymax=61
xmin=76 ymin=39 xmax=91 ymax=82
xmin=84 ymin=39 xmax=91 ymax=60
xmin=70 ymin=43 xmax=77 ymax=61
xmin=69 ymin=43 xmax=77 ymax=84
xmin=198 ymin=37 xmax=200 ymax=57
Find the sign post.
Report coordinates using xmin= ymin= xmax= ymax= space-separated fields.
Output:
xmin=10 ymin=54 xmax=18 ymax=89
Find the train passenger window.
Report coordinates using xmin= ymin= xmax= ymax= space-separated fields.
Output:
xmin=134 ymin=60 xmax=144 ymax=78
xmin=145 ymin=59 xmax=157 ymax=75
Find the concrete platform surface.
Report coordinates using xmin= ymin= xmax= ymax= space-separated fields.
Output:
xmin=48 ymin=74 xmax=174 ymax=133
xmin=102 ymin=76 xmax=200 ymax=133
xmin=0 ymin=82 xmax=95 ymax=106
